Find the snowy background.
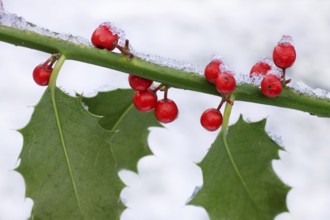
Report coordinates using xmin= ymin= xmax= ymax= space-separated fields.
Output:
xmin=1 ymin=0 xmax=330 ymax=219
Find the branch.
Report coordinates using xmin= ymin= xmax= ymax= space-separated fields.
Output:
xmin=1 ymin=23 xmax=330 ymax=117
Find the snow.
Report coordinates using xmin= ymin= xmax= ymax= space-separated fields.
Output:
xmin=101 ymin=22 xmax=127 ymax=47
xmin=278 ymin=35 xmax=295 ymax=46
xmin=186 ymin=185 xmax=202 ymax=204
xmin=135 ymin=50 xmax=330 ymax=101
xmin=288 ymin=81 xmax=330 ymax=99
xmin=210 ymin=54 xmax=225 ymax=63
xmin=0 ymin=11 xmax=90 ymax=45
xmin=267 ymin=69 xmax=282 ymax=79
xmin=133 ymin=50 xmax=204 ymax=74
xmin=2 ymin=1 xmax=330 ymax=220
xmin=267 ymin=132 xmax=284 ymax=146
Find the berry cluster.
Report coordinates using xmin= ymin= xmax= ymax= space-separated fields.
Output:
xmin=32 ymin=54 xmax=59 ymax=86
xmin=91 ymin=22 xmax=179 ymax=124
xmin=250 ymin=35 xmax=296 ymax=98
xmin=31 ymin=23 xmax=296 ymax=132
xmin=129 ymin=75 xmax=178 ymax=123
xmin=201 ymin=58 xmax=236 ymax=131
xmin=91 ymin=23 xmax=179 ymax=123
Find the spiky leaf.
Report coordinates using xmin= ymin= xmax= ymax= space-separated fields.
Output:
xmin=190 ymin=116 xmax=290 ymax=220
xmin=82 ymin=89 xmax=162 ymax=172
xmin=17 ymin=88 xmax=124 ymax=220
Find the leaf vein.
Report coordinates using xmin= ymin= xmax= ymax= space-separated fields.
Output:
xmin=49 ymin=55 xmax=83 ymax=215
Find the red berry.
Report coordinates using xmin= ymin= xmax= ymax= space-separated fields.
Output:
xmin=200 ymin=108 xmax=223 ymax=131
xmin=204 ymin=60 xmax=221 ymax=84
xmin=154 ymin=99 xmax=178 ymax=123
xmin=91 ymin=24 xmax=119 ymax=51
xmin=261 ymin=74 xmax=283 ymax=98
xmin=215 ymin=71 xmax=236 ymax=95
xmin=128 ymin=74 xmax=153 ymax=91
xmin=133 ymin=90 xmax=157 ymax=112
xmin=33 ymin=63 xmax=53 ymax=86
xmin=273 ymin=43 xmax=296 ymax=69
xmin=250 ymin=61 xmax=271 ymax=78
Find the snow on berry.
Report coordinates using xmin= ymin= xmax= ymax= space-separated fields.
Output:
xmin=99 ymin=22 xmax=127 ymax=47
xmin=273 ymin=35 xmax=296 ymax=69
xmin=91 ymin=24 xmax=119 ymax=51
xmin=250 ymin=60 xmax=272 ymax=78
xmin=278 ymin=35 xmax=295 ymax=46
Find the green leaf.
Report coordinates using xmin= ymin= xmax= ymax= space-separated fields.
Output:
xmin=190 ymin=116 xmax=290 ymax=220
xmin=82 ymin=89 xmax=162 ymax=172
xmin=17 ymin=88 xmax=124 ymax=220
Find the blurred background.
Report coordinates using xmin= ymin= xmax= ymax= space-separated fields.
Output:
xmin=1 ymin=0 xmax=330 ymax=219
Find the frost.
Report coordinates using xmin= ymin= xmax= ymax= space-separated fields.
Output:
xmin=235 ymin=72 xmax=257 ymax=86
xmin=278 ymin=35 xmax=294 ymax=46
xmin=260 ymin=57 xmax=274 ymax=66
xmin=210 ymin=54 xmax=225 ymax=63
xmin=186 ymin=185 xmax=202 ymax=204
xmin=101 ymin=22 xmax=127 ymax=47
xmin=0 ymin=11 xmax=90 ymax=45
xmin=288 ymin=81 xmax=330 ymax=99
xmin=267 ymin=69 xmax=282 ymax=79
xmin=219 ymin=63 xmax=232 ymax=73
xmin=267 ymin=132 xmax=283 ymax=146
xmin=133 ymin=50 xmax=203 ymax=74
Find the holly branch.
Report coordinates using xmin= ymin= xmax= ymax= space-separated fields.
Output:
xmin=1 ymin=23 xmax=330 ymax=117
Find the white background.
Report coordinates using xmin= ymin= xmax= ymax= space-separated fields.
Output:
xmin=1 ymin=0 xmax=330 ymax=219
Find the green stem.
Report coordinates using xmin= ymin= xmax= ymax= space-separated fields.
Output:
xmin=221 ymin=95 xmax=255 ymax=203
xmin=48 ymin=55 xmax=83 ymax=213
xmin=221 ymin=95 xmax=235 ymax=135
xmin=48 ymin=54 xmax=65 ymax=90
xmin=1 ymin=24 xmax=330 ymax=117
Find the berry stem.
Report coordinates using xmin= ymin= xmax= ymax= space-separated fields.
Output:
xmin=116 ymin=39 xmax=134 ymax=60
xmin=221 ymin=94 xmax=235 ymax=135
xmin=216 ymin=98 xmax=226 ymax=111
xmin=164 ymin=87 xmax=168 ymax=100
xmin=151 ymin=84 xmax=164 ymax=93
xmin=46 ymin=53 xmax=61 ymax=70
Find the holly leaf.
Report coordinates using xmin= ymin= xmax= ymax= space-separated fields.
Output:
xmin=82 ymin=89 xmax=162 ymax=172
xmin=190 ymin=116 xmax=290 ymax=220
xmin=17 ymin=88 xmax=124 ymax=220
